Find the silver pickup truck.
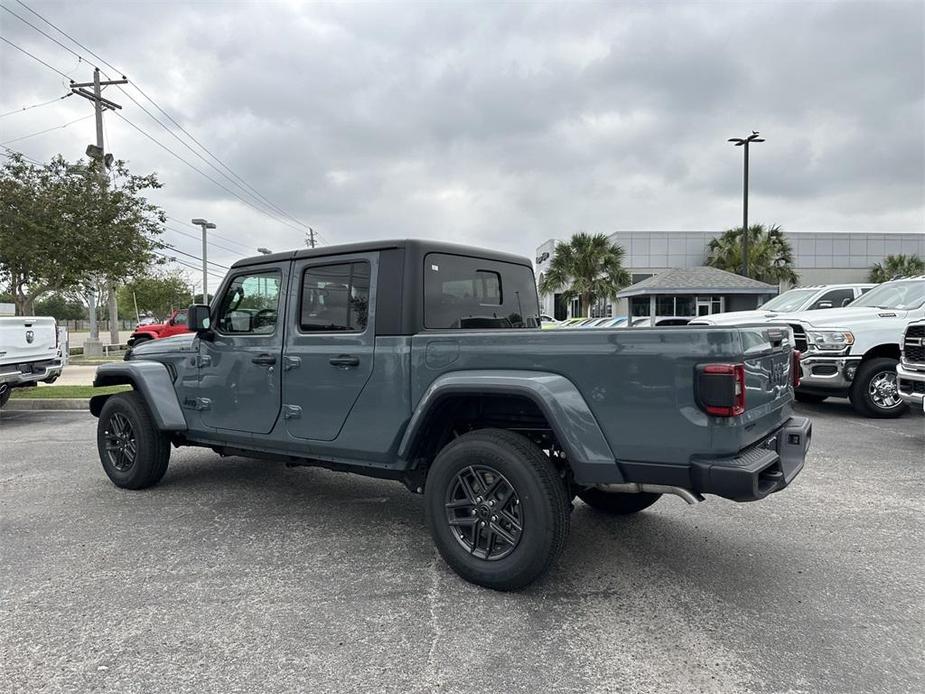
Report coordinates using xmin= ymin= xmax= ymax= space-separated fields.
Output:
xmin=90 ymin=240 xmax=811 ymax=589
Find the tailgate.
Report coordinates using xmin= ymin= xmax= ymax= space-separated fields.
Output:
xmin=739 ymin=325 xmax=795 ymax=411
xmin=0 ymin=317 xmax=58 ymax=364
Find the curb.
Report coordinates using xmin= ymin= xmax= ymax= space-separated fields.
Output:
xmin=6 ymin=399 xmax=90 ymax=411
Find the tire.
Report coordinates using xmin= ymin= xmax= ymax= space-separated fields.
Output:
xmin=425 ymin=429 xmax=570 ymax=591
xmin=794 ymin=392 xmax=828 ymax=404
xmin=129 ymin=335 xmax=152 ymax=347
xmin=0 ymin=384 xmax=10 ymax=409
xmin=849 ymin=357 xmax=907 ymax=419
xmin=577 ymin=487 xmax=661 ymax=515
xmin=96 ymin=391 xmax=171 ymax=489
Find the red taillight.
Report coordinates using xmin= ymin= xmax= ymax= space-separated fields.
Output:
xmin=792 ymin=350 xmax=801 ymax=388
xmin=697 ymin=363 xmax=746 ymax=417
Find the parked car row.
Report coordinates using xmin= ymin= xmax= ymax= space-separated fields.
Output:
xmin=696 ymin=277 xmax=925 ymax=419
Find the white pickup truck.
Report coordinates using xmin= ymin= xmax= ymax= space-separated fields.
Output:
xmin=689 ymin=283 xmax=874 ymax=326
xmin=780 ymin=276 xmax=925 ymax=418
xmin=897 ymin=319 xmax=925 ymax=411
xmin=0 ymin=316 xmax=66 ymax=408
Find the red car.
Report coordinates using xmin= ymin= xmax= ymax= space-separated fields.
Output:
xmin=126 ymin=309 xmax=192 ymax=347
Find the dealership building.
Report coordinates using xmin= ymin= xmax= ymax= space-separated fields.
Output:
xmin=535 ymin=230 xmax=924 ymax=320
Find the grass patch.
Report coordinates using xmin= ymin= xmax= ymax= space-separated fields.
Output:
xmin=11 ymin=385 xmax=130 ymax=399
xmin=68 ymin=355 xmax=125 ymax=365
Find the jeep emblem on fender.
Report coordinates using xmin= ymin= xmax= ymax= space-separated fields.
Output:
xmin=25 ymin=330 xmax=34 ymax=344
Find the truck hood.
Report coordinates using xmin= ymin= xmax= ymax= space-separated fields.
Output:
xmin=781 ymin=306 xmax=913 ymax=329
xmin=130 ymin=333 xmax=196 ymax=356
xmin=692 ymin=309 xmax=784 ymax=325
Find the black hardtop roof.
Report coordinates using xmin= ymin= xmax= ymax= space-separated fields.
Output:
xmin=230 ymin=239 xmax=532 ymax=270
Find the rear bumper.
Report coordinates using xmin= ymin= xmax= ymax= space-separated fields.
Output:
xmin=897 ymin=363 xmax=925 ymax=409
xmin=616 ymin=416 xmax=812 ymax=502
xmin=0 ymin=357 xmax=64 ymax=387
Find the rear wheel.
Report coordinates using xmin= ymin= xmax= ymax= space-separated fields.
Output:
xmin=129 ymin=335 xmax=152 ymax=347
xmin=425 ymin=429 xmax=570 ymax=591
xmin=0 ymin=384 xmax=10 ymax=409
xmin=577 ymin=487 xmax=661 ymax=515
xmin=794 ymin=392 xmax=828 ymax=404
xmin=96 ymin=391 xmax=170 ymax=489
xmin=849 ymin=357 xmax=907 ymax=419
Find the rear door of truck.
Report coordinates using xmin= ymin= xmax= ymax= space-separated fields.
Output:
xmin=0 ymin=317 xmax=58 ymax=371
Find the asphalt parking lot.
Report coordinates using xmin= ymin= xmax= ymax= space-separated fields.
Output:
xmin=1 ymin=402 xmax=922 ymax=694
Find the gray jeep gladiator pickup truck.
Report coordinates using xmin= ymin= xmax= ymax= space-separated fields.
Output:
xmin=91 ymin=240 xmax=810 ymax=590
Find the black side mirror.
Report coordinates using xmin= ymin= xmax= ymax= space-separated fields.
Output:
xmin=188 ymin=304 xmax=212 ymax=332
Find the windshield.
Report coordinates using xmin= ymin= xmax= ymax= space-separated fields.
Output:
xmin=759 ymin=289 xmax=816 ymax=312
xmin=848 ymin=280 xmax=925 ymax=310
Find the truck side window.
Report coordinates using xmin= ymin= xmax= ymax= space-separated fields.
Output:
xmin=215 ymin=271 xmax=281 ymax=335
xmin=810 ymin=288 xmax=854 ymax=310
xmin=424 ymin=253 xmax=540 ymax=329
xmin=300 ymin=262 xmax=370 ymax=332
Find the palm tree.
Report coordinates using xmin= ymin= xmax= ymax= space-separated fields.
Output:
xmin=538 ymin=233 xmax=631 ymax=318
xmin=868 ymin=254 xmax=924 ymax=283
xmin=706 ymin=224 xmax=798 ymax=284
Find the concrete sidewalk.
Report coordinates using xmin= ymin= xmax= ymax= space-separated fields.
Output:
xmin=38 ymin=364 xmax=97 ymax=387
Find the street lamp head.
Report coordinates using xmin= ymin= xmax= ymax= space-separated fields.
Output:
xmin=191 ymin=218 xmax=216 ymax=229
xmin=257 ymin=247 xmax=272 ymax=255
xmin=728 ymin=138 xmax=745 ymax=145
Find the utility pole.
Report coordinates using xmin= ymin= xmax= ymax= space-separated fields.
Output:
xmin=727 ymin=131 xmax=765 ymax=278
xmin=191 ymin=218 xmax=216 ymax=302
xmin=71 ymin=68 xmax=128 ymax=355
xmin=306 ymin=227 xmax=316 ymax=249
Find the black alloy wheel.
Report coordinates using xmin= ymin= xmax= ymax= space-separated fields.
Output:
xmin=103 ymin=411 xmax=137 ymax=472
xmin=445 ymin=465 xmax=523 ymax=561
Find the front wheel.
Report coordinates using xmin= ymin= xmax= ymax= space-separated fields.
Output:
xmin=96 ymin=391 xmax=171 ymax=488
xmin=577 ymin=487 xmax=661 ymax=515
xmin=849 ymin=357 xmax=907 ymax=419
xmin=425 ymin=429 xmax=570 ymax=591
xmin=0 ymin=384 xmax=10 ymax=409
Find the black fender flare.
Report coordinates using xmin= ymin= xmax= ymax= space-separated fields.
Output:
xmin=90 ymin=361 xmax=187 ymax=431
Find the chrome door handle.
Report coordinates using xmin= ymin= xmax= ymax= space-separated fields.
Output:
xmin=252 ymin=354 xmax=277 ymax=366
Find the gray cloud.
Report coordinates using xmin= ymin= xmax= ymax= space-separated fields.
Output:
xmin=1 ymin=0 xmax=921 ymax=275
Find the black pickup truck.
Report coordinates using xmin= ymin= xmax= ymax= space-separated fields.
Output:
xmin=91 ymin=240 xmax=811 ymax=589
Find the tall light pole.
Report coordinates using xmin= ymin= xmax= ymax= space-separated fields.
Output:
xmin=191 ymin=218 xmax=216 ymax=302
xmin=727 ymin=131 xmax=765 ymax=277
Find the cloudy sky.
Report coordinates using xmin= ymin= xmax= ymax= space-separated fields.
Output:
xmin=1 ymin=0 xmax=922 ymax=278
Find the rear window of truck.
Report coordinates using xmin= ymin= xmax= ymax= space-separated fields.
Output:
xmin=424 ymin=253 xmax=540 ymax=329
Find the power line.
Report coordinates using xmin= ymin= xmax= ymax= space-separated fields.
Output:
xmin=14 ymin=0 xmax=318 ymax=240
xmin=113 ymin=110 xmax=310 ymax=234
xmin=163 ymin=243 xmax=229 ymax=269
xmin=0 ymin=4 xmax=85 ymax=63
xmin=0 ymin=35 xmax=73 ymax=79
xmin=0 ymin=114 xmax=93 ymax=145
xmin=0 ymin=92 xmax=72 ymax=119
xmin=153 ymin=251 xmax=224 ymax=279
xmin=165 ymin=223 xmax=252 ymax=255
xmin=0 ymin=147 xmax=44 ymax=165
xmin=15 ymin=0 xmax=119 ymax=76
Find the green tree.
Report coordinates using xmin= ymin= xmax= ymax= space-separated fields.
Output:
xmin=33 ymin=293 xmax=86 ymax=321
xmin=706 ymin=224 xmax=798 ymax=284
xmin=117 ymin=272 xmax=192 ymax=320
xmin=0 ymin=153 xmax=166 ymax=315
xmin=538 ymin=232 xmax=631 ymax=317
xmin=868 ymin=254 xmax=924 ymax=283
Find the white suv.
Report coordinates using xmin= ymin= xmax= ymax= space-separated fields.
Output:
xmin=689 ymin=283 xmax=874 ymax=326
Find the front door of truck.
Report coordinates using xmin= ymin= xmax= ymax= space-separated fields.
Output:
xmin=199 ymin=265 xmax=287 ymax=434
xmin=282 ymin=253 xmax=376 ymax=441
